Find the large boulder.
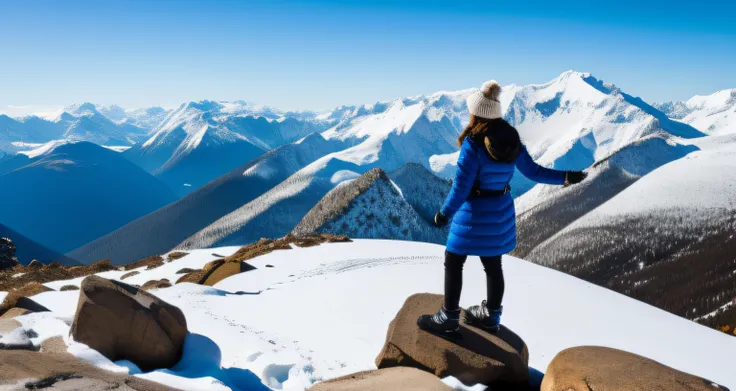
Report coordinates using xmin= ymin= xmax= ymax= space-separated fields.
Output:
xmin=0 ymin=237 xmax=19 ymax=270
xmin=541 ymin=346 xmax=728 ymax=391
xmin=375 ymin=293 xmax=529 ymax=387
xmin=308 ymin=367 xmax=453 ymax=391
xmin=0 ymin=350 xmax=177 ymax=390
xmin=70 ymin=276 xmax=188 ymax=371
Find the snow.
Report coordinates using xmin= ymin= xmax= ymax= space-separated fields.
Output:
xmin=17 ymin=139 xmax=71 ymax=158
xmin=5 ymin=240 xmax=734 ymax=390
xmin=576 ymin=144 xmax=736 ymax=218
xmin=102 ymin=145 xmax=132 ymax=152
xmin=329 ymin=169 xmax=360 ymax=185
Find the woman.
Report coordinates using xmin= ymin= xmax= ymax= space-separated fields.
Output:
xmin=418 ymin=80 xmax=587 ymax=336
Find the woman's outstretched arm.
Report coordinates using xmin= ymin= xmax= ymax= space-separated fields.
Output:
xmin=440 ymin=139 xmax=480 ymax=218
xmin=515 ymin=146 xmax=567 ymax=185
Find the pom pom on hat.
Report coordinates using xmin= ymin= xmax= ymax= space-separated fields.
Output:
xmin=480 ymin=80 xmax=502 ymax=101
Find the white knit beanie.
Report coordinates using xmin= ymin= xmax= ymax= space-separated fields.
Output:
xmin=466 ymin=80 xmax=502 ymax=119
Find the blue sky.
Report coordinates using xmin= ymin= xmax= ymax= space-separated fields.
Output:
xmin=1 ymin=0 xmax=734 ymax=114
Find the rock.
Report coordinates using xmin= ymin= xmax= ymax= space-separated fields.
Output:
xmin=167 ymin=252 xmax=188 ymax=261
xmin=175 ymin=268 xmax=196 ymax=274
xmin=201 ymin=260 xmax=257 ymax=286
xmin=27 ymin=260 xmax=43 ymax=268
xmin=123 ymin=255 xmax=164 ymax=271
xmin=0 ymin=296 xmax=51 ymax=317
xmin=0 ymin=350 xmax=177 ymax=390
xmin=120 ymin=271 xmax=140 ymax=280
xmin=40 ymin=336 xmax=68 ymax=354
xmin=541 ymin=346 xmax=728 ymax=391
xmin=375 ymin=293 xmax=529 ymax=386
xmin=70 ymin=276 xmax=188 ymax=371
xmin=0 ymin=318 xmax=21 ymax=334
xmin=0 ymin=282 xmax=53 ymax=317
xmin=203 ymin=259 xmax=225 ymax=272
xmin=141 ymin=279 xmax=172 ymax=291
xmin=175 ymin=269 xmax=206 ymax=284
xmin=0 ymin=237 xmax=19 ymax=271
xmin=0 ymin=308 xmax=32 ymax=319
xmin=60 ymin=285 xmax=80 ymax=291
xmin=308 ymin=367 xmax=453 ymax=391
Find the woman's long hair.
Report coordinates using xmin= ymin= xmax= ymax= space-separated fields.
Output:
xmin=458 ymin=115 xmax=522 ymax=163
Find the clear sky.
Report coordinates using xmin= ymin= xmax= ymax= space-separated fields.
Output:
xmin=1 ymin=0 xmax=734 ymax=115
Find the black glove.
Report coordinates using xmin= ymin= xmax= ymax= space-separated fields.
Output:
xmin=434 ymin=211 xmax=449 ymax=227
xmin=565 ymin=171 xmax=588 ymax=186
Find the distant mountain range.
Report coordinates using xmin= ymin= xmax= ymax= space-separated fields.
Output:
xmin=2 ymin=71 xmax=736 ymax=334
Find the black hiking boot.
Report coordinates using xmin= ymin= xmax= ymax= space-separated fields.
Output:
xmin=465 ymin=301 xmax=502 ymax=333
xmin=417 ymin=307 xmax=462 ymax=339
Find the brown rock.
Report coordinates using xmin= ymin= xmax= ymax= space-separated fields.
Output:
xmin=15 ymin=281 xmax=53 ymax=296
xmin=40 ymin=336 xmax=68 ymax=354
xmin=70 ymin=275 xmax=188 ymax=371
xmin=175 ymin=268 xmax=196 ymax=274
xmin=203 ymin=259 xmax=225 ymax=272
xmin=123 ymin=255 xmax=164 ymax=271
xmin=120 ymin=271 xmax=140 ymax=280
xmin=141 ymin=279 xmax=172 ymax=291
xmin=60 ymin=285 xmax=80 ymax=291
xmin=201 ymin=261 xmax=256 ymax=286
xmin=0 ymin=283 xmax=53 ymax=317
xmin=375 ymin=294 xmax=529 ymax=386
xmin=308 ymin=367 xmax=453 ymax=391
xmin=0 ymin=308 xmax=31 ymax=319
xmin=541 ymin=346 xmax=728 ymax=391
xmin=0 ymin=318 xmax=21 ymax=334
xmin=167 ymin=252 xmax=188 ymax=261
xmin=0 ymin=350 xmax=177 ymax=390
xmin=175 ymin=269 xmax=206 ymax=284
xmin=27 ymin=260 xmax=43 ymax=268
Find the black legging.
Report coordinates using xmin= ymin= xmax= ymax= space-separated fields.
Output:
xmin=443 ymin=250 xmax=504 ymax=311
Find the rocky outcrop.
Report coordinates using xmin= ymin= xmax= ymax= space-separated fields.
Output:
xmin=0 ymin=259 xmax=115 ymax=292
xmin=120 ymin=271 xmax=140 ymax=280
xmin=167 ymin=252 xmax=188 ymax=261
xmin=175 ymin=235 xmax=350 ymax=286
xmin=71 ymin=276 xmax=188 ymax=371
xmin=541 ymin=346 xmax=728 ymax=391
xmin=123 ymin=255 xmax=164 ymax=271
xmin=0 ymin=350 xmax=177 ymax=390
xmin=0 ymin=282 xmax=53 ymax=317
xmin=308 ymin=367 xmax=452 ymax=391
xmin=141 ymin=279 xmax=172 ymax=291
xmin=60 ymin=285 xmax=80 ymax=291
xmin=376 ymin=293 xmax=529 ymax=387
xmin=0 ymin=237 xmax=19 ymax=271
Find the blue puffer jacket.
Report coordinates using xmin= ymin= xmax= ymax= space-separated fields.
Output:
xmin=440 ymin=136 xmax=565 ymax=256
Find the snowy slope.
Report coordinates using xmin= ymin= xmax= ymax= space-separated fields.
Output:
xmin=656 ymin=89 xmax=736 ymax=136
xmin=513 ymin=134 xmax=698 ymax=256
xmin=68 ymin=134 xmax=342 ymax=264
xmin=6 ymin=240 xmax=735 ymax=390
xmin=525 ymin=137 xmax=736 ymax=331
xmin=319 ymin=91 xmax=467 ymax=172
xmin=124 ymin=101 xmax=327 ymax=194
xmin=96 ymin=104 xmax=171 ymax=131
xmin=430 ymin=71 xmax=704 ymax=191
xmin=0 ymin=142 xmax=177 ymax=254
